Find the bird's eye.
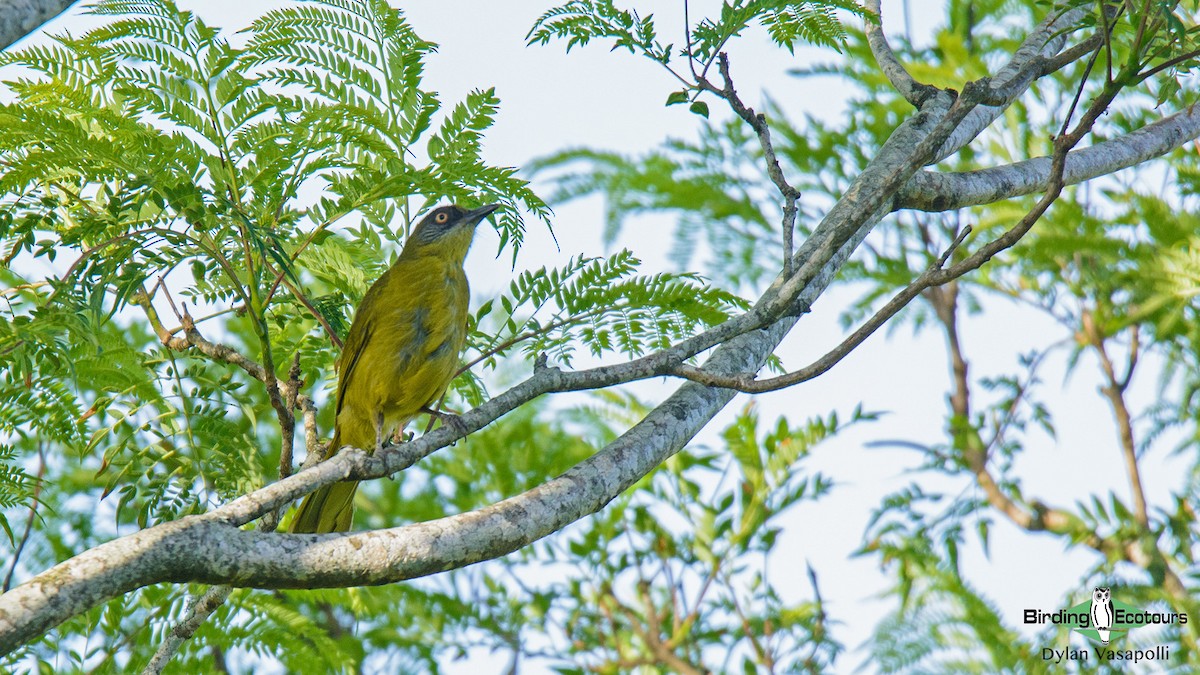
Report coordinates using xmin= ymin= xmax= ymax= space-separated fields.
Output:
xmin=434 ymin=211 xmax=449 ymax=224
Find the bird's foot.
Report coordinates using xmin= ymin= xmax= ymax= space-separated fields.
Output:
xmin=374 ymin=414 xmax=385 ymax=454
xmin=421 ymin=407 xmax=469 ymax=439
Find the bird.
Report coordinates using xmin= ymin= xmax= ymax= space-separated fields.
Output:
xmin=289 ymin=202 xmax=500 ymax=534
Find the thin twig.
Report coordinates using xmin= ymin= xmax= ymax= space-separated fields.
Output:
xmin=1058 ymin=37 xmax=1102 ymax=137
xmin=153 ymin=276 xmax=184 ymax=325
xmin=142 ymin=586 xmax=234 ymax=675
xmin=696 ymin=53 xmax=801 ymax=276
xmin=2 ymin=446 xmax=46 ymax=593
xmin=133 ymin=286 xmax=268 ymax=382
xmin=279 ymin=352 xmax=303 ymax=480
xmin=669 ymin=225 xmax=972 ymax=392
xmin=457 ymin=308 xmax=604 ymax=377
xmin=260 ymin=258 xmax=343 ymax=349
xmin=1083 ymin=310 xmax=1149 ymax=527
xmin=0 ymin=281 xmax=49 ymax=299
xmin=1138 ymin=47 xmax=1200 ymax=82
xmin=165 ymin=306 xmax=243 ymax=335
xmin=297 ymin=394 xmax=322 ymax=464
xmin=804 ymin=565 xmax=828 ymax=669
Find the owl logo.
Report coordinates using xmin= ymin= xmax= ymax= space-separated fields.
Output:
xmin=1090 ymin=587 xmax=1114 ymax=645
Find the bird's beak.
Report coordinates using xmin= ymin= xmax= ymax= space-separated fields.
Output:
xmin=463 ymin=203 xmax=501 ymax=225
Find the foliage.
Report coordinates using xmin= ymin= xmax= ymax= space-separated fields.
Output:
xmin=2 ymin=0 xmax=1200 ymax=672
xmin=528 ymin=0 xmax=874 ymax=64
xmin=529 ymin=0 xmax=874 ymax=124
xmin=527 ymin=0 xmax=1200 ymax=671
xmin=467 ymin=250 xmax=750 ymax=375
xmin=0 ymin=0 xmax=763 ymax=670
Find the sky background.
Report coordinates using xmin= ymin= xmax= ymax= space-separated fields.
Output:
xmin=14 ymin=1 xmax=1192 ymax=671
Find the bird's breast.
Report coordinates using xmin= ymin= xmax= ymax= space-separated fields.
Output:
xmin=374 ymin=259 xmax=470 ymax=412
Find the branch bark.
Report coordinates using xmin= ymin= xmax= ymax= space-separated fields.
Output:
xmin=0 ymin=0 xmax=76 ymax=52
xmin=929 ymin=7 xmax=1089 ymax=162
xmin=863 ymin=0 xmax=933 ymax=107
xmin=897 ymin=105 xmax=1200 ymax=211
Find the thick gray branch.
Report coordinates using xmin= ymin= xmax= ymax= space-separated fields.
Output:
xmin=896 ymin=105 xmax=1200 ymax=211
xmin=0 ymin=0 xmax=76 ymax=51
xmin=931 ymin=7 xmax=1090 ymax=163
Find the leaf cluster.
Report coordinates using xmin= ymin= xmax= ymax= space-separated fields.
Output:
xmin=510 ymin=397 xmax=872 ymax=673
xmin=529 ymin=0 xmax=871 ymax=68
xmin=466 ymin=249 xmax=750 ymax=381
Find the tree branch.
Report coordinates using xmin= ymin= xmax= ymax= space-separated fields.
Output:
xmin=863 ymin=0 xmax=934 ymax=107
xmin=696 ymin=53 xmax=801 ymax=275
xmin=896 ymin=105 xmax=1200 ymax=212
xmin=141 ymin=586 xmax=232 ymax=675
xmin=133 ymin=287 xmax=267 ymax=383
xmin=0 ymin=0 xmax=76 ymax=52
xmin=930 ymin=7 xmax=1091 ymax=162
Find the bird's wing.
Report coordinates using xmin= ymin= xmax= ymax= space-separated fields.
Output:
xmin=335 ymin=329 xmax=370 ymax=417
xmin=334 ymin=272 xmax=425 ymax=415
xmin=334 ymin=284 xmax=381 ymax=417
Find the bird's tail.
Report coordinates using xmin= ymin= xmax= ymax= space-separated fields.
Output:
xmin=288 ymin=429 xmax=360 ymax=534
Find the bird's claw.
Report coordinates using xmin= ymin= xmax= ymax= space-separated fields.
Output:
xmin=422 ymin=407 xmax=469 ymax=440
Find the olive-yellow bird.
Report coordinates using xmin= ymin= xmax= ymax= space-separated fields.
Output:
xmin=289 ymin=203 xmax=500 ymax=534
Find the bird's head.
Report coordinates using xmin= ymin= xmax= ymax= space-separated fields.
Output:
xmin=402 ymin=203 xmax=501 ymax=262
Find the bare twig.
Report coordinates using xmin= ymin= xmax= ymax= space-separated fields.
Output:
xmin=142 ymin=586 xmax=234 ymax=675
xmin=279 ymin=353 xmax=303 ymax=480
xmin=1057 ymin=38 xmax=1102 ymax=138
xmin=153 ymin=276 xmax=184 ymax=325
xmin=297 ymin=394 xmax=322 ymax=464
xmin=1138 ymin=47 xmax=1200 ymax=82
xmin=669 ymin=225 xmax=972 ymax=392
xmin=725 ymin=572 xmax=774 ymax=673
xmin=1082 ymin=310 xmax=1149 ymax=527
xmin=0 ymin=281 xmax=50 ymax=299
xmin=457 ymin=308 xmax=605 ymax=377
xmin=261 ymin=257 xmax=344 ymax=349
xmin=804 ymin=565 xmax=828 ymax=669
xmin=165 ymin=306 xmax=243 ymax=335
xmin=2 ymin=446 xmax=46 ymax=593
xmin=133 ymin=287 xmax=267 ymax=382
xmin=696 ymin=53 xmax=801 ymax=275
